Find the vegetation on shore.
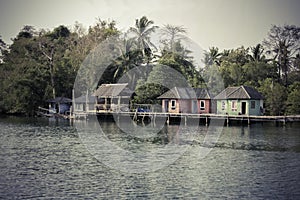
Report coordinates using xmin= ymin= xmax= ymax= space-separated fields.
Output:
xmin=0 ymin=17 xmax=299 ymax=116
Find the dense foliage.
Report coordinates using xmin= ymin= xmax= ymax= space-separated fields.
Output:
xmin=0 ymin=18 xmax=299 ymax=115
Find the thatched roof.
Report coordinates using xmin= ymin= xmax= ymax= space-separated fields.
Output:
xmin=93 ymin=83 xmax=132 ymax=97
xmin=158 ymin=87 xmax=211 ymax=99
xmin=214 ymin=86 xmax=263 ymax=100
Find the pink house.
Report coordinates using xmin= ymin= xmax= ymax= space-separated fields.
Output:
xmin=195 ymin=88 xmax=211 ymax=114
xmin=158 ymin=87 xmax=211 ymax=114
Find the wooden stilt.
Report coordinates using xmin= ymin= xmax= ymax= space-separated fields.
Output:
xmin=227 ymin=116 xmax=229 ymax=126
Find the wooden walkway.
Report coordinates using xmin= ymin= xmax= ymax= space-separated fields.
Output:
xmin=72 ymin=110 xmax=300 ymax=126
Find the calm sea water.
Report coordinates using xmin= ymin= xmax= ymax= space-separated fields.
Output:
xmin=0 ymin=116 xmax=300 ymax=199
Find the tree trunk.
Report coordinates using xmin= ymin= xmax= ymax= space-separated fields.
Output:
xmin=49 ymin=61 xmax=56 ymax=99
xmin=41 ymin=45 xmax=56 ymax=99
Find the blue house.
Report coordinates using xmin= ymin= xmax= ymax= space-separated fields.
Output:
xmin=47 ymin=97 xmax=72 ymax=114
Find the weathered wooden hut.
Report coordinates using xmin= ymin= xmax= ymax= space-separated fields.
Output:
xmin=46 ymin=97 xmax=72 ymax=114
xmin=214 ymin=85 xmax=264 ymax=116
xmin=93 ymin=83 xmax=132 ymax=111
xmin=158 ymin=87 xmax=211 ymax=114
xmin=73 ymin=95 xmax=97 ymax=113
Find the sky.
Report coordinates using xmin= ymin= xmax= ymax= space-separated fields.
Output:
xmin=0 ymin=0 xmax=299 ymax=50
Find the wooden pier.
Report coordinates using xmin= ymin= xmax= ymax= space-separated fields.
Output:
xmin=73 ymin=110 xmax=300 ymax=126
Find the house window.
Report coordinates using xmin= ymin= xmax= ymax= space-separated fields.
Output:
xmin=200 ymin=100 xmax=205 ymax=110
xmin=171 ymin=100 xmax=176 ymax=110
xmin=221 ymin=101 xmax=226 ymax=110
xmin=231 ymin=100 xmax=237 ymax=111
xmin=251 ymin=101 xmax=256 ymax=109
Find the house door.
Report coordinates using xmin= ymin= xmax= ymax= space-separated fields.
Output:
xmin=192 ymin=100 xmax=197 ymax=113
xmin=164 ymin=100 xmax=169 ymax=112
xmin=241 ymin=102 xmax=247 ymax=115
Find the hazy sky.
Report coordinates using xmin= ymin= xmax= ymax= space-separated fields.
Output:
xmin=0 ymin=0 xmax=299 ymax=50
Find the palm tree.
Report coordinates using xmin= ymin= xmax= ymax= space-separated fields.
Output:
xmin=203 ymin=47 xmax=222 ymax=66
xmin=248 ymin=44 xmax=266 ymax=62
xmin=263 ymin=24 xmax=300 ymax=87
xmin=113 ymin=37 xmax=140 ymax=81
xmin=160 ymin=24 xmax=188 ymax=53
xmin=128 ymin=16 xmax=158 ymax=60
xmin=0 ymin=36 xmax=7 ymax=61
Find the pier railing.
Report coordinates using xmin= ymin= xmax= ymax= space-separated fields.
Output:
xmin=72 ymin=109 xmax=300 ymax=125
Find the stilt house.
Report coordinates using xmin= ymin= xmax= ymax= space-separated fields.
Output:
xmin=214 ymin=85 xmax=264 ymax=116
xmin=158 ymin=87 xmax=211 ymax=114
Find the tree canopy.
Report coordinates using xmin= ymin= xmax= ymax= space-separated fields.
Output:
xmin=0 ymin=20 xmax=299 ymax=115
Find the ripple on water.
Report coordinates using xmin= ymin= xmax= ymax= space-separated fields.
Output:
xmin=0 ymin=117 xmax=299 ymax=199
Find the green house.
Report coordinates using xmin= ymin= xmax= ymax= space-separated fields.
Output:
xmin=214 ymin=86 xmax=264 ymax=116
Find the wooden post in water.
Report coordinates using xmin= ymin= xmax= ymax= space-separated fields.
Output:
xmin=72 ymin=89 xmax=75 ymax=118
xmin=283 ymin=116 xmax=286 ymax=126
xmin=86 ymin=90 xmax=89 ymax=113
xmin=226 ymin=116 xmax=229 ymax=126
xmin=118 ymin=96 xmax=121 ymax=112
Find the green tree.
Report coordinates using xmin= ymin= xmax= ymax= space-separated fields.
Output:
xmin=38 ymin=25 xmax=72 ymax=98
xmin=243 ymin=61 xmax=277 ymax=88
xmin=219 ymin=47 xmax=249 ymax=87
xmin=159 ymin=46 xmax=198 ymax=87
xmin=111 ymin=36 xmax=143 ymax=83
xmin=259 ymin=78 xmax=286 ymax=115
xmin=263 ymin=25 xmax=300 ymax=87
xmin=201 ymin=64 xmax=224 ymax=97
xmin=286 ymin=81 xmax=300 ymax=114
xmin=0 ymin=29 xmax=49 ymax=115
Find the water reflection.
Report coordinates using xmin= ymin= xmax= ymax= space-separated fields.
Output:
xmin=0 ymin=117 xmax=299 ymax=198
xmin=75 ymin=118 xmax=202 ymax=173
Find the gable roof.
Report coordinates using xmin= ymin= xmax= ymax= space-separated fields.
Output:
xmin=47 ymin=97 xmax=72 ymax=103
xmin=74 ymin=95 xmax=97 ymax=103
xmin=158 ymin=87 xmax=210 ymax=99
xmin=93 ymin=83 xmax=132 ymax=97
xmin=195 ymin=88 xmax=211 ymax=99
xmin=214 ymin=85 xmax=263 ymax=100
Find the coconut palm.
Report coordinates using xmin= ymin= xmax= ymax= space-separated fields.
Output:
xmin=263 ymin=24 xmax=300 ymax=86
xmin=128 ymin=16 xmax=158 ymax=60
xmin=248 ymin=44 xmax=266 ymax=62
xmin=203 ymin=47 xmax=222 ymax=66
xmin=160 ymin=24 xmax=188 ymax=53
xmin=113 ymin=37 xmax=141 ymax=81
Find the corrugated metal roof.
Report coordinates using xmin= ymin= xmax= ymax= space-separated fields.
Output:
xmin=214 ymin=85 xmax=263 ymax=100
xmin=74 ymin=95 xmax=97 ymax=103
xmin=158 ymin=87 xmax=210 ymax=99
xmin=195 ymin=88 xmax=211 ymax=99
xmin=93 ymin=83 xmax=132 ymax=97
xmin=242 ymin=86 xmax=264 ymax=99
xmin=46 ymin=97 xmax=72 ymax=103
